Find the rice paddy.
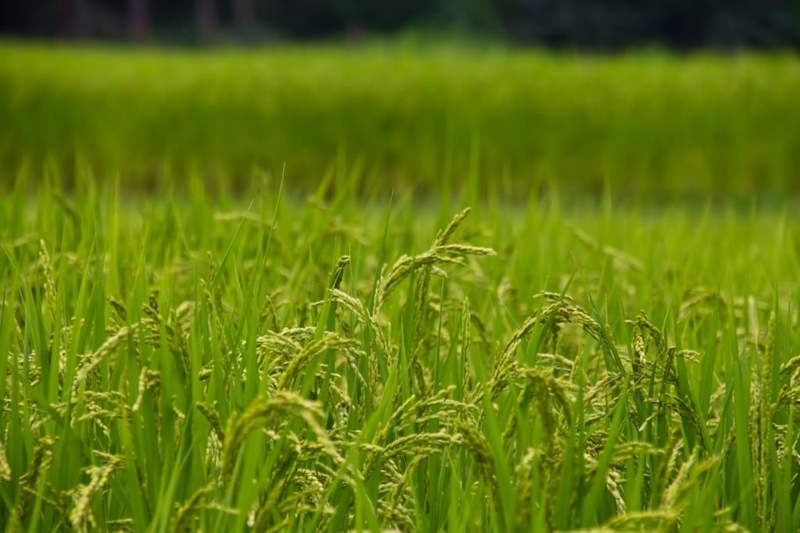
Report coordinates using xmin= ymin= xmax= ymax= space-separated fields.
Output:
xmin=2 ymin=42 xmax=800 ymax=532
xmin=1 ymin=42 xmax=799 ymax=199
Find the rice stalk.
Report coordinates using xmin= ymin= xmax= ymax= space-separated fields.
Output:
xmin=69 ymin=454 xmax=123 ymax=533
xmin=219 ymin=391 xmax=342 ymax=485
xmin=170 ymin=483 xmax=215 ymax=533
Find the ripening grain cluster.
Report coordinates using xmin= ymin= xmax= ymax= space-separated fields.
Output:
xmin=2 ymin=179 xmax=799 ymax=531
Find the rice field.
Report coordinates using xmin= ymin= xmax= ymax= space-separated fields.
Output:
xmin=2 ymin=42 xmax=800 ymax=532
xmin=1 ymin=175 xmax=799 ymax=532
xmin=1 ymin=42 xmax=799 ymax=199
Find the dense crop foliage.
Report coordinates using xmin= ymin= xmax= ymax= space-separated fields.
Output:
xmin=1 ymin=175 xmax=800 ymax=531
xmin=3 ymin=41 xmax=800 ymax=532
xmin=1 ymin=43 xmax=799 ymax=199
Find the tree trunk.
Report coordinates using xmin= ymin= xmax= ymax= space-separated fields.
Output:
xmin=196 ymin=0 xmax=217 ymax=44
xmin=233 ymin=0 xmax=255 ymax=28
xmin=72 ymin=0 xmax=90 ymax=39
xmin=129 ymin=0 xmax=151 ymax=42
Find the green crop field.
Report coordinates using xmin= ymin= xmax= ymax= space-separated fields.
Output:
xmin=1 ymin=42 xmax=799 ymax=199
xmin=2 ymin=42 xmax=800 ymax=532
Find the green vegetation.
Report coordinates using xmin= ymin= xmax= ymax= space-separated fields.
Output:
xmin=1 ymin=172 xmax=799 ymax=531
xmin=3 ymin=41 xmax=800 ymax=532
xmin=1 ymin=42 xmax=800 ymax=198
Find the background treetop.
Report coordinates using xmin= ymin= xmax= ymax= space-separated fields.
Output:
xmin=2 ymin=0 xmax=799 ymax=51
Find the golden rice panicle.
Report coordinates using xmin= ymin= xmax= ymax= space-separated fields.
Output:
xmin=0 ymin=440 xmax=10 ymax=481
xmin=329 ymin=287 xmax=389 ymax=391
xmin=195 ymin=401 xmax=225 ymax=442
xmin=627 ymin=311 xmax=665 ymax=372
xmin=661 ymin=451 xmax=717 ymax=521
xmin=434 ymin=207 xmax=472 ymax=247
xmin=38 ymin=239 xmax=57 ymax=324
xmin=276 ymin=333 xmax=362 ymax=390
xmin=455 ymin=419 xmax=498 ymax=501
xmin=69 ymin=455 xmax=123 ymax=533
xmin=512 ymin=447 xmax=538 ymax=530
xmin=433 ymin=243 xmax=496 ymax=258
xmin=362 ymin=394 xmax=418 ymax=476
xmin=219 ymin=392 xmax=341 ymax=485
xmin=461 ymin=297 xmax=472 ymax=397
xmin=386 ymin=451 xmax=441 ymax=527
xmin=485 ymin=310 xmax=543 ymax=402
xmin=605 ymin=510 xmax=678 ymax=531
xmin=752 ymin=310 xmax=777 ymax=529
xmin=131 ymin=367 xmax=159 ymax=412
xmin=5 ymin=436 xmax=56 ymax=532
xmin=170 ymin=483 xmax=214 ymax=533
xmin=373 ymin=208 xmax=494 ymax=317
xmin=328 ymin=255 xmax=350 ymax=291
xmin=780 ymin=353 xmax=800 ymax=380
xmin=19 ymin=436 xmax=56 ymax=498
xmin=71 ymin=325 xmax=135 ymax=401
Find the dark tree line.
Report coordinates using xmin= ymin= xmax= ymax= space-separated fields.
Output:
xmin=2 ymin=0 xmax=799 ymax=50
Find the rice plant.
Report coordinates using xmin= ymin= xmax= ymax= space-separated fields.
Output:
xmin=1 ymin=42 xmax=799 ymax=199
xmin=1 ymin=177 xmax=799 ymax=532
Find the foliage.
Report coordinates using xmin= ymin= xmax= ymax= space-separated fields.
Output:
xmin=2 ymin=0 xmax=799 ymax=49
xmin=1 ymin=173 xmax=800 ymax=531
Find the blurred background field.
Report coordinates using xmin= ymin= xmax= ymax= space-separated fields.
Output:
xmin=2 ymin=43 xmax=800 ymax=200
xmin=1 ymin=0 xmax=800 ymax=201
